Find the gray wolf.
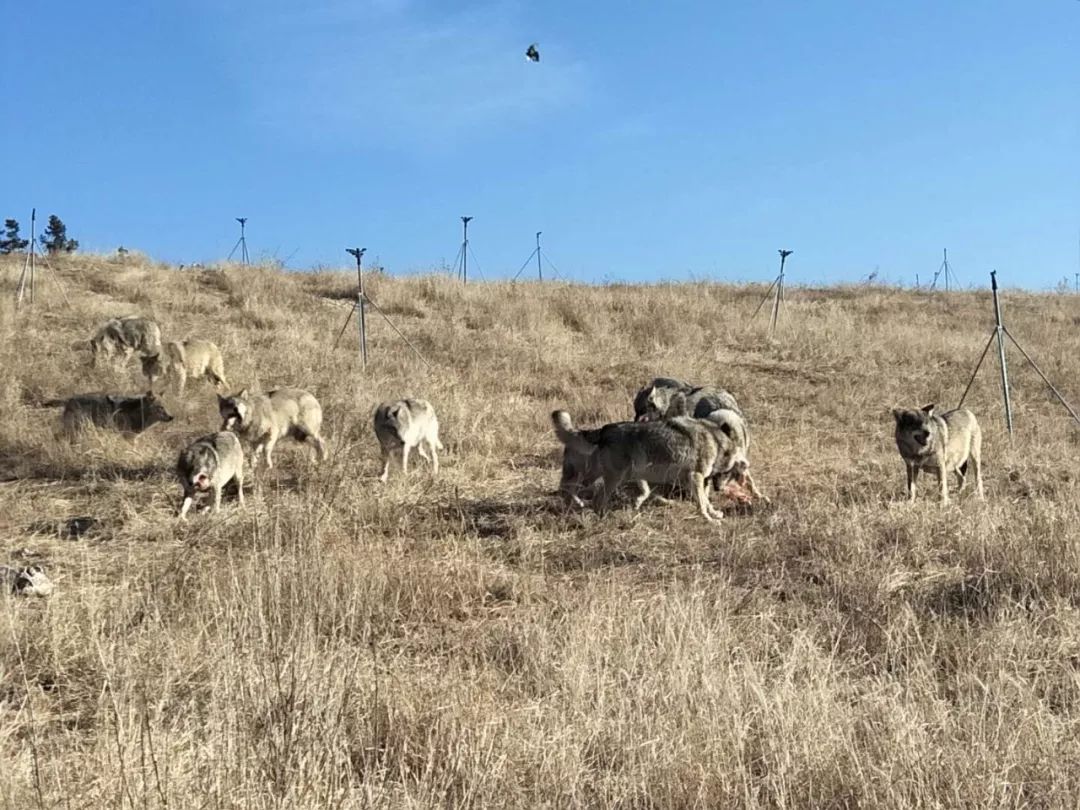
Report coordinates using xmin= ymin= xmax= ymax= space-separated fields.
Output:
xmin=90 ymin=316 xmax=162 ymax=367
xmin=696 ymin=407 xmax=767 ymax=503
xmin=176 ymin=431 xmax=245 ymax=518
xmin=142 ymin=339 xmax=228 ymax=396
xmin=633 ymin=377 xmax=741 ymax=422
xmin=892 ymin=404 xmax=984 ymax=503
xmin=44 ymin=391 xmax=174 ymax=434
xmin=218 ymin=388 xmax=327 ymax=470
xmin=551 ymin=406 xmax=747 ymax=524
xmin=373 ymin=399 xmax=444 ymax=482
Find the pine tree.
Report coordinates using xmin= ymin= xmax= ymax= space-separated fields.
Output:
xmin=0 ymin=219 xmax=29 ymax=254
xmin=39 ymin=215 xmax=79 ymax=254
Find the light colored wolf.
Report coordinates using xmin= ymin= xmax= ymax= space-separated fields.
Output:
xmin=551 ymin=406 xmax=747 ymax=524
xmin=90 ymin=316 xmax=162 ymax=367
xmin=633 ymin=377 xmax=741 ymax=422
xmin=176 ymin=431 xmax=245 ymax=518
xmin=892 ymin=404 xmax=984 ymax=504
xmin=373 ymin=399 xmax=444 ymax=482
xmin=142 ymin=339 xmax=228 ymax=396
xmin=695 ymin=407 xmax=767 ymax=503
xmin=44 ymin=391 xmax=174 ymax=435
xmin=218 ymin=388 xmax=327 ymax=470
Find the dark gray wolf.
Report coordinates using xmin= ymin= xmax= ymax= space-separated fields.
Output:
xmin=90 ymin=316 xmax=162 ymax=367
xmin=633 ymin=377 xmax=741 ymax=422
xmin=373 ymin=399 xmax=444 ymax=482
xmin=551 ymin=407 xmax=747 ymax=524
xmin=43 ymin=391 xmax=174 ymax=435
xmin=142 ymin=339 xmax=228 ymax=396
xmin=892 ymin=404 xmax=984 ymax=504
xmin=218 ymin=388 xmax=327 ymax=470
xmin=176 ymin=431 xmax=245 ymax=518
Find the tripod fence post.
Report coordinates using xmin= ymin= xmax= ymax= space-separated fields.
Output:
xmin=990 ymin=271 xmax=1014 ymax=435
xmin=536 ymin=232 xmax=543 ymax=281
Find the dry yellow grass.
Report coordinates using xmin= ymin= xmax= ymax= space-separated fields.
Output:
xmin=2 ymin=253 xmax=1080 ymax=808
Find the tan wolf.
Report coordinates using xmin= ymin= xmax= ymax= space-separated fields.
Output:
xmin=892 ymin=404 xmax=984 ymax=504
xmin=142 ymin=339 xmax=228 ymax=396
xmin=176 ymin=431 xmax=245 ymax=518
xmin=551 ymin=406 xmax=747 ymax=524
xmin=373 ymin=399 xmax=444 ymax=482
xmin=89 ymin=316 xmax=162 ymax=367
xmin=218 ymin=388 xmax=327 ymax=470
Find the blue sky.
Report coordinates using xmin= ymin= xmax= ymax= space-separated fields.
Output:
xmin=5 ymin=1 xmax=1078 ymax=287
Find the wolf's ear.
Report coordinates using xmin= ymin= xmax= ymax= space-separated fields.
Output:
xmin=891 ymin=408 xmax=904 ymax=424
xmin=145 ymin=390 xmax=156 ymax=400
xmin=237 ymin=388 xmax=248 ymax=398
xmin=921 ymin=403 xmax=936 ymax=416
xmin=217 ymin=394 xmax=227 ymax=405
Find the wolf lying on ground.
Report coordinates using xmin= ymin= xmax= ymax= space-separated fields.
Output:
xmin=142 ymin=339 xmax=228 ymax=396
xmin=373 ymin=399 xmax=444 ymax=482
xmin=176 ymin=431 xmax=245 ymax=518
xmin=218 ymin=388 xmax=327 ymax=470
xmin=552 ymin=400 xmax=747 ymax=524
xmin=633 ymin=377 xmax=741 ymax=421
xmin=44 ymin=391 xmax=174 ymax=435
xmin=892 ymin=404 xmax=984 ymax=504
xmin=90 ymin=316 xmax=161 ymax=367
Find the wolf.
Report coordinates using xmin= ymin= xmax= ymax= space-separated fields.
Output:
xmin=1 ymin=565 xmax=53 ymax=597
xmin=142 ymin=339 xmax=228 ymax=396
xmin=633 ymin=377 xmax=741 ymax=422
xmin=551 ymin=407 xmax=747 ymax=524
xmin=373 ymin=399 xmax=444 ymax=482
xmin=90 ymin=316 xmax=162 ymax=367
xmin=44 ymin=391 xmax=174 ymax=435
xmin=218 ymin=388 xmax=327 ymax=470
xmin=176 ymin=431 xmax=245 ymax=518
xmin=695 ymin=406 xmax=767 ymax=503
xmin=892 ymin=404 xmax=984 ymax=504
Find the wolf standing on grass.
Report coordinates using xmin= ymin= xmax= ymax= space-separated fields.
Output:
xmin=46 ymin=391 xmax=174 ymax=435
xmin=90 ymin=316 xmax=161 ymax=367
xmin=218 ymin=388 xmax=327 ymax=470
xmin=176 ymin=432 xmax=245 ymax=518
xmin=142 ymin=339 xmax=228 ymax=396
xmin=551 ymin=401 xmax=747 ymax=524
xmin=373 ymin=399 xmax=443 ymax=482
xmin=893 ymin=404 xmax=984 ymax=504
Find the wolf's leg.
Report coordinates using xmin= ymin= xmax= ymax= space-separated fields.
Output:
xmin=179 ymin=495 xmax=194 ymax=519
xmin=632 ymin=480 xmax=652 ymax=510
xmin=955 ymin=465 xmax=967 ymax=494
xmin=378 ymin=448 xmax=391 ymax=483
xmin=309 ymin=434 xmax=328 ymax=463
xmin=263 ymin=436 xmax=278 ymax=470
xmin=596 ymin=469 xmax=626 ymax=515
xmin=691 ymin=472 xmax=722 ymax=523
xmin=428 ymin=439 xmax=439 ymax=475
xmin=937 ymin=461 xmax=949 ymax=505
xmin=176 ymin=365 xmax=187 ymax=398
xmin=212 ymin=484 xmax=223 ymax=513
xmin=906 ymin=464 xmax=919 ymax=501
xmin=971 ymin=435 xmax=985 ymax=500
xmin=235 ymin=467 xmax=245 ymax=506
xmin=401 ymin=444 xmax=411 ymax=476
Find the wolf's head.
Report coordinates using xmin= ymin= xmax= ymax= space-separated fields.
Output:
xmin=138 ymin=391 xmax=174 ymax=426
xmin=892 ymin=404 xmax=937 ymax=454
xmin=219 ymin=390 xmax=251 ymax=431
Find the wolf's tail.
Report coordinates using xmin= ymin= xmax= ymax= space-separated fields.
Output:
xmin=551 ymin=411 xmax=598 ymax=456
xmin=39 ymin=399 xmax=67 ymax=408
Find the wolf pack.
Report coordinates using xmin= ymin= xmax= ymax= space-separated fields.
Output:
xmin=40 ymin=313 xmax=987 ymax=523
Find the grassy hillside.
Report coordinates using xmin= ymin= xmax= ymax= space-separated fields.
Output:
xmin=3 ymin=253 xmax=1080 ymax=808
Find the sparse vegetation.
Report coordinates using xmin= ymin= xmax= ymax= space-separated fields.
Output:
xmin=2 ymin=253 xmax=1080 ymax=807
